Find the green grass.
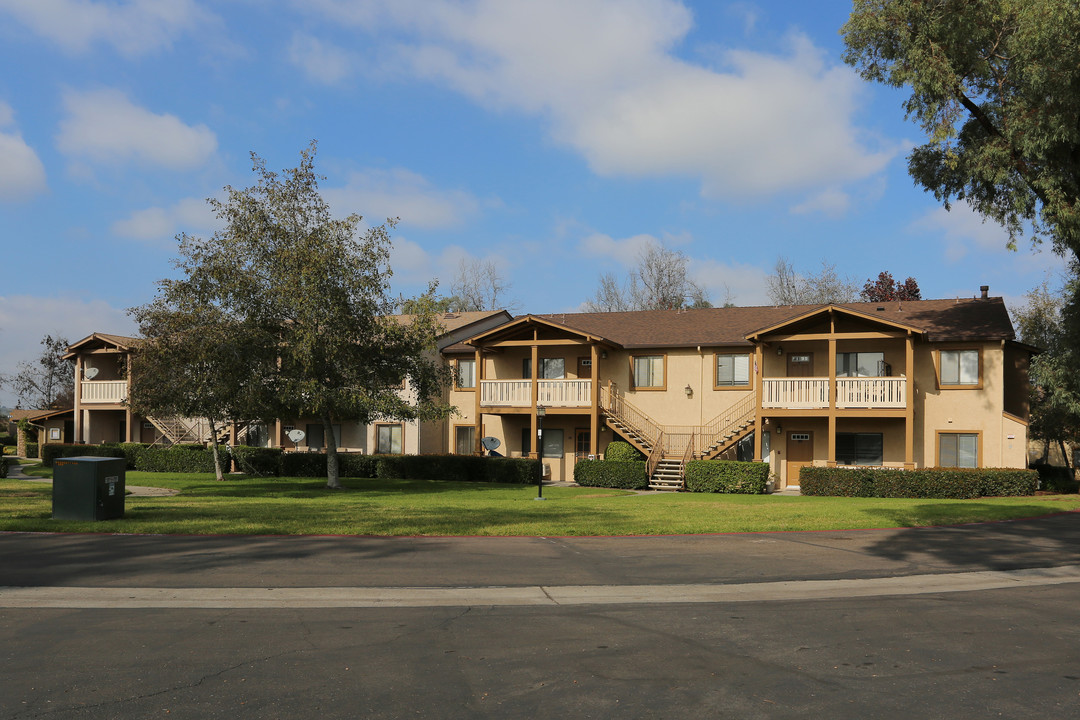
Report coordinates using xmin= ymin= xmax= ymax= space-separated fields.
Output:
xmin=1 ymin=472 xmax=1078 ymax=536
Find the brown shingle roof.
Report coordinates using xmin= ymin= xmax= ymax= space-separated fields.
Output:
xmin=537 ymin=298 xmax=1015 ymax=348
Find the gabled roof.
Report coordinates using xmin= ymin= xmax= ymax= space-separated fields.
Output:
xmin=63 ymin=332 xmax=141 ymax=359
xmin=520 ymin=298 xmax=1015 ymax=349
xmin=464 ymin=314 xmax=616 ymax=348
xmin=745 ymin=304 xmax=926 ymax=340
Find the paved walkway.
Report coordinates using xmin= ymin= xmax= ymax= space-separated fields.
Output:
xmin=4 ymin=460 xmax=178 ymax=496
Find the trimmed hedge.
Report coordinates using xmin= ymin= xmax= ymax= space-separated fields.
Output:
xmin=134 ymin=446 xmax=218 ymax=473
xmin=279 ymin=452 xmax=377 ymax=479
xmin=684 ymin=460 xmax=770 ymax=494
xmin=800 ymin=466 xmax=1039 ymax=499
xmin=25 ymin=442 xmax=38 ymax=459
xmin=373 ymin=454 xmax=538 ymax=484
xmin=604 ymin=441 xmax=645 ymax=462
xmin=233 ymin=446 xmax=284 ymax=476
xmin=41 ymin=443 xmax=126 ymax=467
xmin=0 ymin=457 xmax=8 ymax=478
xmin=573 ymin=459 xmax=648 ymax=489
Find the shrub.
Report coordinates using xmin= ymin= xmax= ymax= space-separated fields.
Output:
xmin=112 ymin=443 xmax=149 ymax=470
xmin=1034 ymin=465 xmax=1079 ymax=494
xmin=279 ymin=452 xmax=378 ymax=478
xmin=800 ymin=466 xmax=1038 ymax=498
xmin=4 ymin=446 xmax=18 ymax=456
xmin=574 ymin=459 xmax=648 ymax=489
xmin=684 ymin=460 xmax=769 ymax=494
xmin=0 ymin=457 xmax=8 ymax=478
xmin=372 ymin=454 xmax=538 ymax=483
xmin=42 ymin=443 xmax=127 ymax=467
xmin=340 ymin=454 xmax=378 ymax=479
xmin=232 ymin=446 xmax=283 ymax=476
xmin=25 ymin=442 xmax=38 ymax=459
xmin=604 ymin=441 xmax=644 ymax=462
xmin=134 ymin=446 xmax=217 ymax=473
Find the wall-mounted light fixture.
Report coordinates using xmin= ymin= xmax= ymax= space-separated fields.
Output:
xmin=601 ymin=350 xmax=608 ymax=359
xmin=776 ymin=345 xmax=784 ymax=356
xmin=684 ymin=384 xmax=693 ymax=398
xmin=775 ymin=424 xmax=783 ymax=435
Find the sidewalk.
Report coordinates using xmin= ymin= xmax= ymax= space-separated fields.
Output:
xmin=4 ymin=458 xmax=178 ymax=496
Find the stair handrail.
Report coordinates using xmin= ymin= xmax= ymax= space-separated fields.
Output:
xmin=699 ymin=392 xmax=756 ymax=455
xmin=680 ymin=435 xmax=694 ymax=488
xmin=600 ymin=381 xmax=663 ymax=450
xmin=647 ymin=431 xmax=664 ymax=481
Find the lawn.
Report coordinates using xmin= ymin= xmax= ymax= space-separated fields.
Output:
xmin=2 ymin=471 xmax=1079 ymax=536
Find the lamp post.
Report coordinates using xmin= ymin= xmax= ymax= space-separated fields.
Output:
xmin=536 ymin=405 xmax=546 ymax=500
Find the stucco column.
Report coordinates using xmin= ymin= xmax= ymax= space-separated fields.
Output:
xmin=827 ymin=336 xmax=837 ymax=467
xmin=474 ymin=348 xmax=483 ymax=455
xmin=753 ymin=344 xmax=763 ymax=461
xmin=905 ymin=333 xmax=915 ymax=469
xmin=589 ymin=343 xmax=599 ymax=457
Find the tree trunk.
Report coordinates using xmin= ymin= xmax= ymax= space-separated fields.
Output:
xmin=324 ymin=414 xmax=341 ymax=489
xmin=1059 ymin=439 xmax=1073 ymax=475
xmin=208 ymin=418 xmax=225 ymax=481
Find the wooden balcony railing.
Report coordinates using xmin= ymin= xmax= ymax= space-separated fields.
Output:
xmin=763 ymin=377 xmax=907 ymax=409
xmin=836 ymin=377 xmax=906 ymax=408
xmin=480 ymin=379 xmax=592 ymax=408
xmin=80 ymin=380 xmax=127 ymax=403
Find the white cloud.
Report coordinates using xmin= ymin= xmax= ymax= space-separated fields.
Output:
xmin=0 ymin=101 xmax=47 ymax=201
xmin=690 ymin=258 xmax=770 ymax=306
xmin=0 ymin=0 xmax=213 ymax=56
xmin=56 ymin=88 xmax=217 ymax=170
xmin=298 ymin=0 xmax=895 ymax=198
xmin=289 ymin=32 xmax=355 ymax=84
xmin=579 ymin=232 xmax=661 ymax=268
xmin=324 ymin=168 xmax=483 ymax=229
xmin=911 ymin=201 xmax=1014 ymax=262
xmin=0 ymin=294 xmax=136 ymax=407
xmin=791 ymin=188 xmax=851 ymax=218
xmin=111 ymin=195 xmax=218 ymax=245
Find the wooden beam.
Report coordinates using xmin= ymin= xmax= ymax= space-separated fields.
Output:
xmin=486 ymin=338 xmax=591 ymax=347
xmin=763 ymin=331 xmax=908 ymax=342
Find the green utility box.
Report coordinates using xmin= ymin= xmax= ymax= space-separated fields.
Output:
xmin=52 ymin=457 xmax=126 ymax=521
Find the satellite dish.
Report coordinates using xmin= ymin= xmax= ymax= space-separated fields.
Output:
xmin=481 ymin=437 xmax=501 ymax=451
xmin=84 ymin=367 xmax=99 ymax=379
xmin=287 ymin=429 xmax=306 ymax=443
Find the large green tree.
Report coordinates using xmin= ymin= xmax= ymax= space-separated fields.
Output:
xmin=843 ymin=1 xmax=1080 ymax=258
xmin=159 ymin=143 xmax=450 ymax=489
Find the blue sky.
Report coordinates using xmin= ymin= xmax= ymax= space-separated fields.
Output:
xmin=0 ymin=0 xmax=1064 ymax=407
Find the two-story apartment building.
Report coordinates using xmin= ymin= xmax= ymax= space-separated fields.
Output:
xmin=64 ymin=292 xmax=1031 ymax=490
xmin=446 ymin=293 xmax=1030 ymax=488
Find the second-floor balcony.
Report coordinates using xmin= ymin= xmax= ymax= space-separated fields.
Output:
xmin=480 ymin=379 xmax=592 ymax=408
xmin=80 ymin=379 xmax=128 ymax=403
xmin=763 ymin=377 xmax=906 ymax=410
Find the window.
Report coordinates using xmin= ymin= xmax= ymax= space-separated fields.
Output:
xmin=939 ymin=433 xmax=978 ymax=468
xmin=376 ymin=424 xmax=403 ymax=454
xmin=837 ymin=352 xmax=885 ymax=378
xmin=541 ymin=428 xmax=564 ymax=459
xmin=456 ymin=358 xmax=476 ymax=389
xmin=455 ymin=426 xmax=475 ymax=455
xmin=836 ymin=432 xmax=883 ymax=466
xmin=715 ymin=353 xmax=750 ymax=387
xmin=522 ymin=358 xmax=565 ymax=379
xmin=940 ymin=349 xmax=979 ymax=386
xmin=632 ymin=355 xmax=665 ymax=389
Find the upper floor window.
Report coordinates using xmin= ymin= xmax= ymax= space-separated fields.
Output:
xmin=522 ymin=358 xmax=565 ymax=379
xmin=940 ymin=349 xmax=980 ymax=387
xmin=715 ymin=354 xmax=750 ymax=387
xmin=456 ymin=358 xmax=476 ymax=389
xmin=632 ymin=355 xmax=665 ymax=390
xmin=837 ymin=352 xmax=886 ymax=378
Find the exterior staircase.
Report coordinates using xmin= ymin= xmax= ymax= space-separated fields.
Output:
xmin=599 ymin=382 xmax=757 ymax=491
xmin=145 ymin=415 xmax=221 ymax=447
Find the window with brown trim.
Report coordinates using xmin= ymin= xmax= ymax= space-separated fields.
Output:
xmin=631 ymin=354 xmax=665 ymax=390
xmin=375 ymin=424 xmax=403 ymax=454
xmin=715 ymin=353 xmax=750 ymax=388
xmin=938 ymin=348 xmax=981 ymax=388
xmin=455 ymin=358 xmax=476 ymax=390
xmin=938 ymin=432 xmax=978 ymax=468
xmin=454 ymin=425 xmax=475 ymax=455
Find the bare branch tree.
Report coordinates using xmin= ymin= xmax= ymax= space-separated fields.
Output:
xmin=584 ymin=241 xmax=710 ymax=311
xmin=766 ymin=257 xmax=859 ymax=306
xmin=449 ymin=258 xmax=518 ymax=312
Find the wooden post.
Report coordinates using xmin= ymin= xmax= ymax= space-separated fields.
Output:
xmin=589 ymin=343 xmax=599 ymax=457
xmin=905 ymin=332 xmax=915 ymax=469
xmin=530 ymin=343 xmax=539 ymax=458
xmin=474 ymin=348 xmax=483 ymax=455
xmin=753 ymin=344 xmax=763 ymax=461
xmin=827 ymin=334 xmax=836 ymax=467
xmin=74 ymin=355 xmax=83 ymax=444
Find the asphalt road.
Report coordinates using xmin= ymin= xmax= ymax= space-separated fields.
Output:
xmin=2 ymin=513 xmax=1080 ymax=719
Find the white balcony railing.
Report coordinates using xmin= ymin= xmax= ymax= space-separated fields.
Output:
xmin=836 ymin=377 xmax=906 ymax=408
xmin=81 ymin=380 xmax=127 ymax=403
xmin=480 ymin=379 xmax=592 ymax=408
xmin=762 ymin=377 xmax=907 ymax=409
xmin=762 ymin=378 xmax=829 ymax=408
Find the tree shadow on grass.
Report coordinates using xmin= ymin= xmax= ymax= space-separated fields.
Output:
xmin=858 ymin=505 xmax=1080 ymax=571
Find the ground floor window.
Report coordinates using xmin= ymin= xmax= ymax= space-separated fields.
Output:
xmin=836 ymin=432 xmax=883 ymax=466
xmin=939 ymin=432 xmax=978 ymax=468
xmin=376 ymin=424 xmax=403 ymax=454
xmin=455 ymin=425 xmax=475 ymax=455
xmin=541 ymin=428 xmax=564 ymax=459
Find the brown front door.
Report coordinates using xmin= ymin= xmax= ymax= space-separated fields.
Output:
xmin=787 ymin=352 xmax=814 ymax=377
xmin=577 ymin=356 xmax=592 ymax=379
xmin=574 ymin=428 xmax=591 ymax=464
xmin=785 ymin=431 xmax=813 ymax=488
